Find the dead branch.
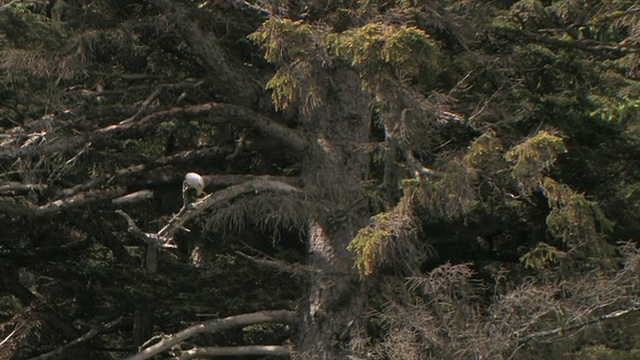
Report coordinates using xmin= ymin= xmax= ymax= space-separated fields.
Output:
xmin=236 ymin=251 xmax=315 ymax=275
xmin=0 ymin=187 xmax=151 ymax=217
xmin=26 ymin=317 xmax=123 ymax=360
xmin=121 ymin=80 xmax=204 ymax=124
xmin=124 ymin=310 xmax=297 ymax=360
xmin=179 ymin=345 xmax=291 ymax=359
xmin=53 ymin=147 xmax=231 ymax=201
xmin=1 ymin=154 xmax=301 ymax=218
xmin=112 ymin=190 xmax=154 ymax=205
xmin=0 ymin=323 xmax=21 ymax=347
xmin=115 ymin=210 xmax=175 ymax=249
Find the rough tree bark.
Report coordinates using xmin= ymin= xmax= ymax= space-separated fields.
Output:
xmin=297 ymin=67 xmax=371 ymax=357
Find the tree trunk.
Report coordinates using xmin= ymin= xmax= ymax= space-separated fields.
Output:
xmin=298 ymin=67 xmax=371 ymax=358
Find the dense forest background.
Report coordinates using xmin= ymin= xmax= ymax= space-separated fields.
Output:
xmin=0 ymin=0 xmax=639 ymax=359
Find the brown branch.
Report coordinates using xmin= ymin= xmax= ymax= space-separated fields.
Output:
xmin=236 ymin=251 xmax=315 ymax=275
xmin=124 ymin=310 xmax=298 ymax=360
xmin=0 ymin=187 xmax=154 ymax=217
xmin=403 ymin=150 xmax=445 ymax=180
xmin=26 ymin=317 xmax=123 ymax=360
xmin=9 ymin=175 xmax=298 ymax=253
xmin=0 ymin=323 xmax=21 ymax=347
xmin=114 ymin=210 xmax=175 ymax=248
xmin=179 ymin=345 xmax=291 ymax=360
xmin=112 ymin=190 xmax=154 ymax=205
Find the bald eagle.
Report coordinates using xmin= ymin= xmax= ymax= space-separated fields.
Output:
xmin=183 ymin=172 xmax=205 ymax=206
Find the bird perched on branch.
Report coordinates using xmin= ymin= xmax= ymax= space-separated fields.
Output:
xmin=183 ymin=172 xmax=205 ymax=207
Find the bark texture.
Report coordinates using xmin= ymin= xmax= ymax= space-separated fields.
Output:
xmin=298 ymin=67 xmax=371 ymax=358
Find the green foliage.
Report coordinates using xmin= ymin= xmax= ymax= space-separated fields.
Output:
xmin=541 ymin=177 xmax=613 ymax=250
xmin=572 ymin=345 xmax=640 ymax=360
xmin=249 ymin=19 xmax=324 ymax=112
xmin=590 ymin=83 xmax=640 ymax=125
xmin=349 ymin=212 xmax=400 ymax=276
xmin=330 ymin=23 xmax=437 ymax=86
xmin=0 ymin=3 xmax=75 ymax=87
xmin=348 ymin=204 xmax=430 ymax=276
xmin=506 ymin=130 xmax=567 ymax=194
xmin=520 ymin=242 xmax=565 ymax=270
xmin=414 ymin=159 xmax=479 ymax=219
xmin=464 ymin=130 xmax=505 ymax=170
xmin=0 ymin=4 xmax=64 ymax=49
xmin=252 ymin=19 xmax=438 ymax=112
xmin=264 ymin=64 xmax=323 ymax=112
xmin=249 ymin=18 xmax=317 ymax=65
xmin=505 ymin=131 xmax=613 ymax=253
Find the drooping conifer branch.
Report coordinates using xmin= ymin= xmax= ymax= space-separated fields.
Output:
xmin=157 ymin=178 xmax=302 ymax=241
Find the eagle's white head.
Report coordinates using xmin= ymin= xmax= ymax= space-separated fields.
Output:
xmin=184 ymin=172 xmax=205 ymax=195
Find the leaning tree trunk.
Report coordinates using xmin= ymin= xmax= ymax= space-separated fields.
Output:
xmin=297 ymin=67 xmax=371 ymax=358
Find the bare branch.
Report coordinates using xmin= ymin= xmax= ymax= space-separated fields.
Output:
xmin=179 ymin=345 xmax=291 ymax=360
xmin=519 ymin=306 xmax=640 ymax=345
xmin=0 ymin=323 xmax=21 ymax=347
xmin=112 ymin=190 xmax=154 ymax=205
xmin=120 ymin=79 xmax=204 ymax=124
xmin=115 ymin=210 xmax=175 ymax=249
xmin=54 ymin=147 xmax=232 ymax=201
xmin=236 ymin=250 xmax=315 ymax=275
xmin=124 ymin=310 xmax=297 ymax=360
xmin=194 ymin=102 xmax=308 ymax=151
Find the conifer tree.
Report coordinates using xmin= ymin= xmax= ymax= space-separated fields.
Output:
xmin=0 ymin=0 xmax=639 ymax=359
